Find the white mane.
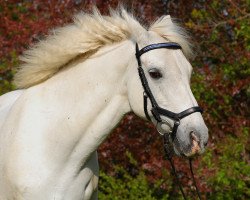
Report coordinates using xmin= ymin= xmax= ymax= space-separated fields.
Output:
xmin=14 ymin=8 xmax=193 ymax=89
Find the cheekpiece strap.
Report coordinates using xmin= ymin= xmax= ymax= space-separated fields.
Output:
xmin=143 ymin=93 xmax=151 ymax=121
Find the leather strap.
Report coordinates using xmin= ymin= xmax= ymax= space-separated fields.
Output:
xmin=143 ymin=93 xmax=151 ymax=121
xmin=138 ymin=66 xmax=159 ymax=108
xmin=136 ymin=42 xmax=181 ymax=59
xmin=155 ymin=106 xmax=203 ymax=120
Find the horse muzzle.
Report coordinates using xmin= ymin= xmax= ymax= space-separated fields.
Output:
xmin=180 ymin=129 xmax=208 ymax=157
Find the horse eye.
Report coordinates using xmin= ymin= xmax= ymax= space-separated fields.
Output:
xmin=148 ymin=68 xmax=162 ymax=79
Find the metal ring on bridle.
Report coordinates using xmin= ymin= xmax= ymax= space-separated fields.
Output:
xmin=156 ymin=119 xmax=172 ymax=136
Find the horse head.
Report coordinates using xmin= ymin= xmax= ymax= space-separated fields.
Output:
xmin=126 ymin=16 xmax=208 ymax=157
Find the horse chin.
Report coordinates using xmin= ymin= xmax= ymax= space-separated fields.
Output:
xmin=173 ymin=141 xmax=206 ymax=158
xmin=172 ymin=144 xmax=183 ymax=157
xmin=173 ymin=146 xmax=195 ymax=158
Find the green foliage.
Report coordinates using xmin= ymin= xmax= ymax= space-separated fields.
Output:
xmin=0 ymin=51 xmax=17 ymax=95
xmin=99 ymin=150 xmax=174 ymax=200
xmin=99 ymin=168 xmax=164 ymax=200
xmin=192 ymin=73 xmax=217 ymax=106
xmin=202 ymin=129 xmax=250 ymax=199
xmin=235 ymin=19 xmax=250 ymax=50
xmin=191 ymin=8 xmax=208 ymax=21
xmin=0 ymin=78 xmax=15 ymax=95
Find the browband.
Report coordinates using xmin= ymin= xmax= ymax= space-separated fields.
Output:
xmin=136 ymin=42 xmax=181 ymax=61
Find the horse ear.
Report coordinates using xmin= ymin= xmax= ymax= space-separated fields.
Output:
xmin=161 ymin=15 xmax=173 ymax=23
xmin=150 ymin=15 xmax=174 ymax=30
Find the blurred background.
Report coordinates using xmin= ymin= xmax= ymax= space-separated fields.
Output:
xmin=0 ymin=0 xmax=249 ymax=199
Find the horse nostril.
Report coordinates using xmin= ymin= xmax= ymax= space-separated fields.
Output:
xmin=204 ymin=142 xmax=208 ymax=147
xmin=190 ymin=131 xmax=199 ymax=143
xmin=189 ymin=131 xmax=201 ymax=155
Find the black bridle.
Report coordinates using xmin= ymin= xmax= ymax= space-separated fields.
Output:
xmin=135 ymin=42 xmax=203 ymax=200
xmin=135 ymin=42 xmax=203 ymax=140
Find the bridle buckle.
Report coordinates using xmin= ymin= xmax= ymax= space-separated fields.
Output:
xmin=156 ymin=119 xmax=172 ymax=136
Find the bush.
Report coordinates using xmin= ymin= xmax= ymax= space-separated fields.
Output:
xmin=204 ymin=128 xmax=250 ymax=199
xmin=99 ymin=168 xmax=166 ymax=200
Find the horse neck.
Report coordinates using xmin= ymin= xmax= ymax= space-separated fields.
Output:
xmin=38 ymin=40 xmax=134 ymax=160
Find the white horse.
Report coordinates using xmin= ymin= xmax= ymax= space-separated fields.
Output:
xmin=0 ymin=9 xmax=208 ymax=200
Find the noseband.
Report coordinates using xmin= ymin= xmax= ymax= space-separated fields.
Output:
xmin=135 ymin=42 xmax=203 ymax=140
xmin=135 ymin=42 xmax=203 ymax=200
